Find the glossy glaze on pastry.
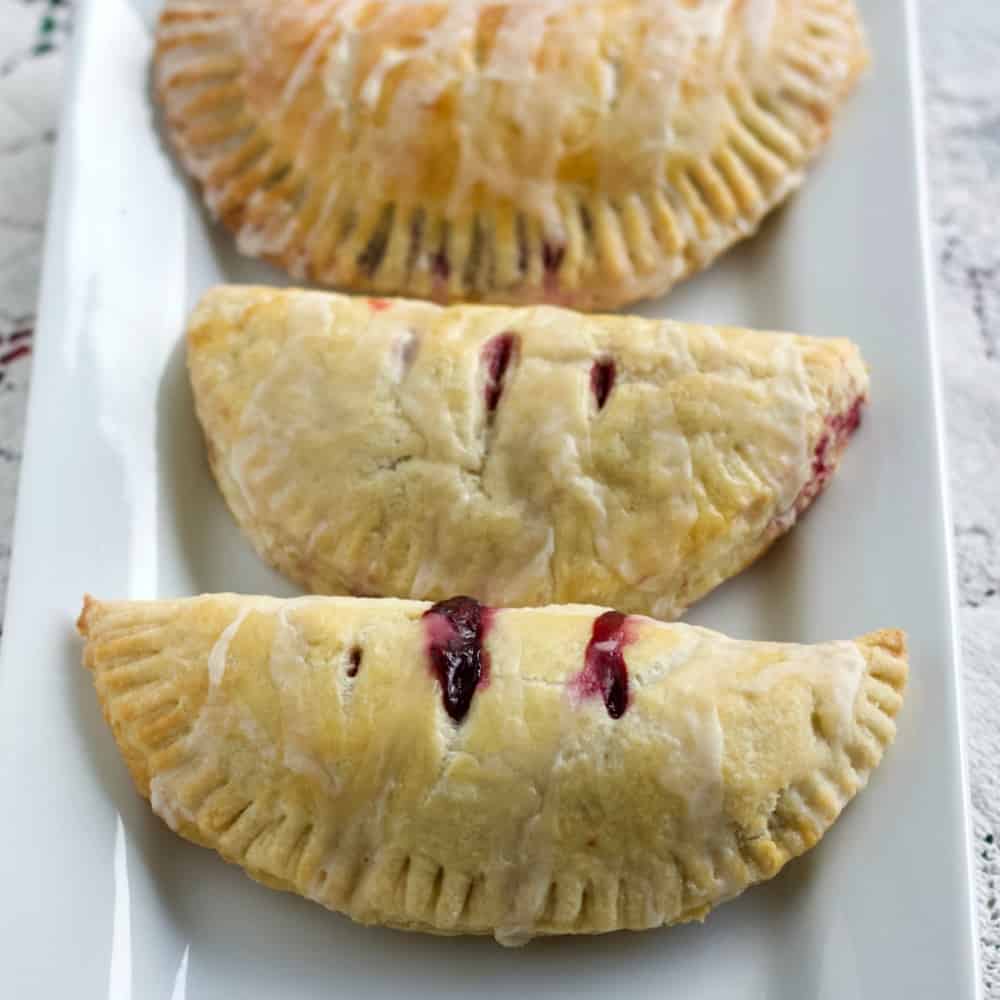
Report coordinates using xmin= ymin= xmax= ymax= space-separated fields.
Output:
xmin=188 ymin=285 xmax=869 ymax=618
xmin=78 ymin=593 xmax=905 ymax=944
xmin=154 ymin=0 xmax=867 ymax=309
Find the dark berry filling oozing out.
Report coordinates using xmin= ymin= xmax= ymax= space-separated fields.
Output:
xmin=793 ymin=395 xmax=865 ymax=516
xmin=347 ymin=646 xmax=363 ymax=677
xmin=814 ymin=396 xmax=864 ymax=475
xmin=482 ymin=332 xmax=518 ymax=413
xmin=575 ymin=611 xmax=634 ymax=719
xmin=423 ymin=596 xmax=494 ymax=722
xmin=590 ymin=359 xmax=616 ymax=410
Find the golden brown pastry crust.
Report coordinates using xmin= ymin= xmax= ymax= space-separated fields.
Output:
xmin=154 ymin=0 xmax=867 ymax=309
xmin=188 ymin=285 xmax=869 ymax=618
xmin=79 ymin=593 xmax=905 ymax=944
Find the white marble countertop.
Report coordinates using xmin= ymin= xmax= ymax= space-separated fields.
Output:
xmin=1 ymin=0 xmax=997 ymax=991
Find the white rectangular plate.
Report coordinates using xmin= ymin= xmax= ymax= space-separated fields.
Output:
xmin=0 ymin=0 xmax=980 ymax=996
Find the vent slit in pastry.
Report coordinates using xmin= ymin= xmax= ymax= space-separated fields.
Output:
xmin=589 ymin=358 xmax=616 ymax=411
xmin=347 ymin=646 xmax=363 ymax=679
xmin=573 ymin=610 xmax=635 ymax=719
xmin=78 ymin=594 xmax=906 ymax=944
xmin=480 ymin=331 xmax=519 ymax=415
xmin=422 ymin=596 xmax=494 ymax=723
xmin=188 ymin=286 xmax=869 ymax=617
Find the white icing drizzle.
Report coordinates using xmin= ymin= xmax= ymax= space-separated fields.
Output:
xmin=150 ymin=600 xmax=274 ymax=832
xmin=304 ymin=517 xmax=331 ymax=556
xmin=390 ymin=328 xmax=420 ymax=383
xmin=239 ymin=0 xmax=780 ymax=222
xmin=224 ymin=298 xmax=334 ymax=522
xmin=203 ymin=290 xmax=842 ymax=613
xmin=150 ymin=773 xmax=182 ymax=831
xmin=736 ymin=639 xmax=867 ymax=744
xmin=207 ymin=606 xmax=253 ymax=687
xmin=663 ymin=701 xmax=726 ymax=828
xmin=276 ymin=4 xmax=343 ymax=115
xmin=268 ymin=607 xmax=344 ymax=795
xmin=132 ymin=596 xmax=880 ymax=942
xmin=744 ymin=0 xmax=778 ymax=54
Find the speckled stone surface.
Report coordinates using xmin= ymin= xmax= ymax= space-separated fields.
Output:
xmin=924 ymin=4 xmax=1000 ymax=992
xmin=0 ymin=0 xmax=997 ymax=990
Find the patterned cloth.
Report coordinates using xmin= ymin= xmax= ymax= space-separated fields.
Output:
xmin=0 ymin=0 xmax=997 ymax=992
xmin=0 ymin=0 xmax=72 ymax=594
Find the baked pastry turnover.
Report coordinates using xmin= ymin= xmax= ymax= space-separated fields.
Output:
xmin=155 ymin=0 xmax=868 ymax=308
xmin=188 ymin=286 xmax=869 ymax=618
xmin=79 ymin=593 xmax=906 ymax=944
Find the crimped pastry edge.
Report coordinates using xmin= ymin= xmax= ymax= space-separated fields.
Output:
xmin=153 ymin=0 xmax=868 ymax=310
xmin=78 ymin=595 xmax=905 ymax=944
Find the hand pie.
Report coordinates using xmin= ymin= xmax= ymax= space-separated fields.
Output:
xmin=188 ymin=286 xmax=869 ymax=618
xmin=79 ymin=593 xmax=906 ymax=944
xmin=154 ymin=1 xmax=867 ymax=309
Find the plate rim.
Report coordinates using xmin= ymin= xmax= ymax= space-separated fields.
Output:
xmin=902 ymin=0 xmax=982 ymax=990
xmin=0 ymin=0 xmax=982 ymax=995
